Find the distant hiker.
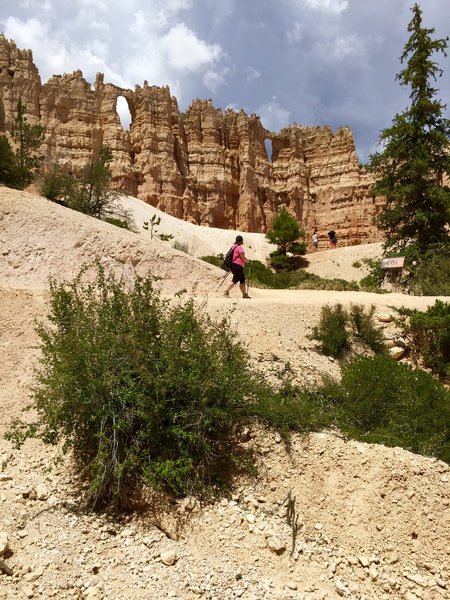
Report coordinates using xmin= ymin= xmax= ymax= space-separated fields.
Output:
xmin=224 ymin=235 xmax=251 ymax=299
xmin=328 ymin=230 xmax=337 ymax=249
xmin=312 ymin=229 xmax=319 ymax=251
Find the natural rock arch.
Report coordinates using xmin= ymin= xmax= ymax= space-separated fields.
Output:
xmin=116 ymin=95 xmax=132 ymax=130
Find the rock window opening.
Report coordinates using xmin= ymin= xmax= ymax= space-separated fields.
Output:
xmin=264 ymin=139 xmax=272 ymax=162
xmin=116 ymin=96 xmax=132 ymax=130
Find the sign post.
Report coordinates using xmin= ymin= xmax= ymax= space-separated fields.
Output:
xmin=380 ymin=256 xmax=405 ymax=291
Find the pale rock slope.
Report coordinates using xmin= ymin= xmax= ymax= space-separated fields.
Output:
xmin=0 ymin=187 xmax=449 ymax=600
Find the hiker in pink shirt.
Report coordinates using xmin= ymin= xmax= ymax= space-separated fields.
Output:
xmin=224 ymin=235 xmax=251 ymax=299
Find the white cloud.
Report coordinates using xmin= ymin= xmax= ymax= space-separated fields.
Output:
xmin=18 ymin=0 xmax=52 ymax=11
xmin=3 ymin=15 xmax=128 ymax=86
xmin=302 ymin=0 xmax=348 ymax=14
xmin=161 ymin=23 xmax=222 ymax=72
xmin=77 ymin=0 xmax=107 ymax=11
xmin=256 ymin=100 xmax=291 ymax=132
xmin=287 ymin=21 xmax=303 ymax=44
xmin=143 ymin=0 xmax=192 ymax=29
xmin=331 ymin=34 xmax=361 ymax=59
xmin=203 ymin=66 xmax=229 ymax=92
xmin=245 ymin=66 xmax=261 ymax=82
xmin=3 ymin=16 xmax=51 ymax=55
xmin=130 ymin=10 xmax=148 ymax=38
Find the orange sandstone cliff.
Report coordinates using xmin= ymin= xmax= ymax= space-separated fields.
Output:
xmin=0 ymin=35 xmax=383 ymax=245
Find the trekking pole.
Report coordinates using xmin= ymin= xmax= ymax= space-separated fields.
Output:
xmin=215 ymin=269 xmax=230 ymax=292
xmin=246 ymin=262 xmax=252 ymax=296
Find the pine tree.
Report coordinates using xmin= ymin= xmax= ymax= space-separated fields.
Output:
xmin=266 ymin=206 xmax=302 ymax=255
xmin=369 ymin=3 xmax=450 ymax=257
xmin=11 ymin=100 xmax=44 ymax=189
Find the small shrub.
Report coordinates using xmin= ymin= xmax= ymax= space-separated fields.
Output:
xmin=349 ymin=304 xmax=385 ymax=353
xmin=332 ymin=355 xmax=450 ymax=462
xmin=103 ymin=217 xmax=130 ymax=229
xmin=159 ymin=233 xmax=174 ymax=242
xmin=269 ymin=251 xmax=305 ymax=272
xmin=200 ymin=255 xmax=224 ymax=269
xmin=311 ymin=304 xmax=349 ymax=358
xmin=173 ymin=240 xmax=189 ymax=253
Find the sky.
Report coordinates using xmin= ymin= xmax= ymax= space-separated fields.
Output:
xmin=1 ymin=0 xmax=450 ymax=162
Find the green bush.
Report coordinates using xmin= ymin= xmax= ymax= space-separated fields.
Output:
xmin=238 ymin=259 xmax=358 ymax=291
xmin=408 ymin=248 xmax=450 ymax=295
xmin=173 ymin=240 xmax=189 ymax=253
xmin=200 ymin=255 xmax=224 ymax=268
xmin=349 ymin=304 xmax=385 ymax=353
xmin=398 ymin=301 xmax=450 ymax=379
xmin=250 ymin=382 xmax=335 ymax=439
xmin=159 ymin=233 xmax=174 ymax=242
xmin=0 ymin=135 xmax=18 ymax=187
xmin=311 ymin=304 xmax=349 ymax=358
xmin=332 ymin=355 xmax=450 ymax=462
xmin=311 ymin=303 xmax=385 ymax=358
xmin=6 ymin=266 xmax=273 ymax=508
xmin=269 ymin=250 xmax=307 ymax=272
xmin=358 ymin=258 xmax=386 ymax=291
xmin=39 ymin=164 xmax=73 ymax=202
xmin=103 ymin=217 xmax=130 ymax=229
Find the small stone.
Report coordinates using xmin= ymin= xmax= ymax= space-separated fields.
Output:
xmin=160 ymin=549 xmax=177 ymax=566
xmin=35 ymin=484 xmax=49 ymax=501
xmin=0 ymin=473 xmax=13 ymax=482
xmin=386 ymin=551 xmax=399 ymax=565
xmin=358 ymin=556 xmax=369 ymax=568
xmin=406 ymin=573 xmax=428 ymax=587
xmin=246 ymin=513 xmax=256 ymax=524
xmin=286 ymin=580 xmax=298 ymax=590
xmin=369 ymin=566 xmax=378 ymax=580
xmin=23 ymin=586 xmax=34 ymax=598
xmin=267 ymin=536 xmax=286 ymax=555
xmin=378 ymin=313 xmax=394 ymax=323
xmin=0 ymin=531 xmax=9 ymax=556
xmin=389 ymin=346 xmax=406 ymax=360
xmin=383 ymin=339 xmax=396 ymax=349
xmin=335 ymin=579 xmax=348 ymax=596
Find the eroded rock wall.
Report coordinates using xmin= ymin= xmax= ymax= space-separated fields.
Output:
xmin=0 ymin=34 xmax=382 ymax=245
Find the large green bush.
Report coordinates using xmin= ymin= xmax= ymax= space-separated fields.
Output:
xmin=407 ymin=248 xmax=450 ymax=296
xmin=398 ymin=300 xmax=450 ymax=379
xmin=332 ymin=355 xmax=450 ymax=462
xmin=6 ymin=267 xmax=274 ymax=508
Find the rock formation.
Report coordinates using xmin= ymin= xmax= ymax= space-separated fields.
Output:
xmin=0 ymin=34 xmax=383 ymax=245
